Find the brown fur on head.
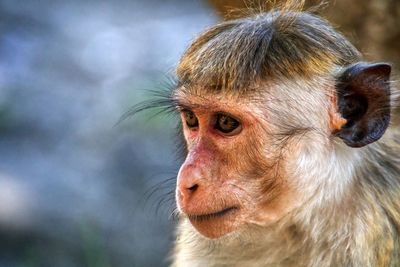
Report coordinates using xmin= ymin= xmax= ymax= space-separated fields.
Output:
xmin=170 ymin=3 xmax=399 ymax=267
xmin=177 ymin=10 xmax=360 ymax=92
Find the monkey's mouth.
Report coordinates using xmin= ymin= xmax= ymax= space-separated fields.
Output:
xmin=187 ymin=206 xmax=239 ymax=222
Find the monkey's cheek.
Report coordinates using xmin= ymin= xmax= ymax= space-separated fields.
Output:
xmin=188 ymin=209 xmax=241 ymax=239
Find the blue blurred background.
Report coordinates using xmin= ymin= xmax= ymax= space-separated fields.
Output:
xmin=0 ymin=1 xmax=216 ymax=266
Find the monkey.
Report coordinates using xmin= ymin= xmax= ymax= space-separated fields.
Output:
xmin=127 ymin=2 xmax=400 ymax=267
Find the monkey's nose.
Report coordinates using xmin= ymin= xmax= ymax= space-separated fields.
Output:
xmin=177 ymin=172 xmax=204 ymax=204
xmin=177 ymin=164 xmax=207 ymax=205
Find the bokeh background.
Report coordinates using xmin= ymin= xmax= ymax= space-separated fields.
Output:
xmin=0 ymin=1 xmax=398 ymax=266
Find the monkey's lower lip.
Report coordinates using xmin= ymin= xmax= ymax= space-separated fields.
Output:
xmin=187 ymin=206 xmax=239 ymax=222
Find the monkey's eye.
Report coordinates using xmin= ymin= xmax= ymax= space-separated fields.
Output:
xmin=215 ymin=114 xmax=241 ymax=135
xmin=183 ymin=110 xmax=199 ymax=129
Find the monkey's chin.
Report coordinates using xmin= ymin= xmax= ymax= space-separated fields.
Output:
xmin=187 ymin=207 xmax=240 ymax=239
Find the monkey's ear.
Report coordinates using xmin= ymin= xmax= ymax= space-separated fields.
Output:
xmin=335 ymin=62 xmax=391 ymax=147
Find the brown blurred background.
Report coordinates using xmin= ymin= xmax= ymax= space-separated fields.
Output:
xmin=209 ymin=0 xmax=400 ymax=70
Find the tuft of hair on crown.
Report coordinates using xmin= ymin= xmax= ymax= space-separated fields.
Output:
xmin=221 ymin=0 xmax=309 ymax=20
xmin=176 ymin=0 xmax=361 ymax=95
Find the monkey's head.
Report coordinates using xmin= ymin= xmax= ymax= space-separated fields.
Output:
xmin=173 ymin=11 xmax=391 ymax=239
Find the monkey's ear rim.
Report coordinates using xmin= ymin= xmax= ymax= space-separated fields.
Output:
xmin=335 ymin=62 xmax=391 ymax=148
xmin=360 ymin=63 xmax=391 ymax=79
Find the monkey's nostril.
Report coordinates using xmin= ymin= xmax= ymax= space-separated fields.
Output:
xmin=187 ymin=184 xmax=199 ymax=192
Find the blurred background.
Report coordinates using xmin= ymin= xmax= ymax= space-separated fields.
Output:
xmin=0 ymin=0 xmax=398 ymax=266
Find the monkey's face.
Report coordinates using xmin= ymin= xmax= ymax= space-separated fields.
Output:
xmin=174 ymin=85 xmax=334 ymax=239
